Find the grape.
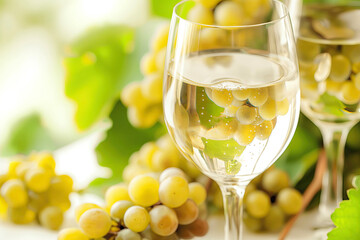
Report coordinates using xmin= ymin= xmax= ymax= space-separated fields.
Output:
xmin=341 ymin=81 xmax=360 ymax=105
xmin=233 ymin=89 xmax=251 ymax=101
xmin=259 ymin=99 xmax=277 ymax=120
xmin=243 ymin=212 xmax=262 ymax=232
xmin=176 ymin=225 xmax=194 ymax=239
xmin=277 ymin=188 xmax=302 ymax=215
xmin=205 ymin=118 xmax=238 ymax=140
xmin=15 ymin=161 xmax=33 ymax=180
xmin=159 ymin=176 xmax=189 ymax=208
xmin=142 ymin=74 xmax=163 ymax=103
xmin=326 ymin=79 xmax=343 ymax=94
xmin=187 ymin=218 xmax=209 ymax=237
xmin=1 ymin=179 xmax=28 ymax=208
xmin=214 ymin=1 xmax=243 ymax=26
xmin=122 ymin=165 xmax=150 ymax=183
xmin=124 ymin=206 xmax=150 ymax=232
xmin=34 ymin=152 xmax=56 ymax=173
xmin=58 ymin=228 xmax=89 ymax=240
xmin=47 ymin=190 xmax=71 ymax=212
xmin=199 ymin=28 xmax=227 ymax=50
xmin=120 ymin=82 xmax=146 ymax=108
xmin=75 ymin=203 xmax=102 ymax=223
xmin=248 ymin=88 xmax=268 ymax=107
xmin=211 ymin=89 xmax=234 ymax=107
xmin=79 ymin=208 xmax=112 ymax=238
xmin=105 ymin=184 xmax=130 ymax=207
xmin=156 ymin=135 xmax=179 ymax=155
xmin=115 ymin=229 xmax=141 ymax=240
xmin=296 ymin=39 xmax=321 ymax=61
xmin=263 ymin=205 xmax=285 ymax=232
xmin=155 ymin=48 xmax=166 ymax=71
xmin=262 ymin=168 xmax=290 ymax=194
xmin=149 ymin=205 xmax=178 ymax=236
xmin=255 ymin=120 xmax=273 ymax=140
xmin=330 ymin=55 xmax=352 ymax=82
xmin=127 ymin=105 xmax=162 ymax=129
xmin=234 ymin=124 xmax=256 ymax=146
xmin=7 ymin=207 xmax=35 ymax=224
xmin=276 ymin=98 xmax=289 ymax=116
xmin=187 ymin=5 xmax=214 ymax=25
xmin=110 ymin=200 xmax=134 ymax=221
xmin=353 ymin=62 xmax=360 ymax=74
xmin=7 ymin=160 xmax=22 ymax=178
xmin=24 ymin=168 xmax=51 ymax=193
xmin=139 ymin=142 xmax=159 ymax=168
xmin=245 ymin=190 xmax=271 ymax=218
xmin=128 ymin=175 xmax=159 ymax=207
xmin=159 ymin=167 xmax=187 ymax=183
xmin=150 ymin=23 xmax=170 ymax=53
xmin=353 ymin=73 xmax=360 ymax=90
xmin=0 ymin=195 xmax=7 ymax=218
xmin=28 ymin=191 xmax=47 ymax=212
xmin=195 ymin=0 xmax=221 ymax=8
xmin=174 ymin=198 xmax=199 ymax=224
xmin=244 ymin=183 xmax=257 ymax=201
xmin=188 ymin=182 xmax=207 ymax=205
xmin=269 ymin=83 xmax=286 ymax=101
xmin=342 ymin=44 xmax=360 ymax=63
xmin=224 ymin=105 xmax=240 ymax=117
xmin=140 ymin=52 xmax=157 ymax=75
xmin=236 ymin=105 xmax=257 ymax=124
xmin=39 ymin=206 xmax=63 ymax=230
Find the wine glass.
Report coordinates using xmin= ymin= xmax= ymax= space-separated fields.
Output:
xmin=297 ymin=2 xmax=360 ymax=225
xmin=163 ymin=0 xmax=300 ymax=239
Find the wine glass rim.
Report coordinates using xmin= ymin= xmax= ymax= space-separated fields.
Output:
xmin=172 ymin=0 xmax=290 ymax=29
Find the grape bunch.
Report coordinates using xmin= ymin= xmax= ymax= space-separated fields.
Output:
xmin=0 ymin=152 xmax=73 ymax=230
xmin=58 ymin=167 xmax=209 ymax=240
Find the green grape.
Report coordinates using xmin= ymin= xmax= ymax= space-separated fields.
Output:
xmin=187 ymin=4 xmax=214 ymax=25
xmin=353 ymin=62 xmax=360 ymax=74
xmin=263 ymin=205 xmax=285 ymax=232
xmin=156 ymin=135 xmax=179 ymax=155
xmin=1 ymin=179 xmax=28 ymax=208
xmin=296 ymin=39 xmax=321 ymax=61
xmin=176 ymin=225 xmax=194 ymax=239
xmin=199 ymin=28 xmax=227 ymax=50
xmin=140 ymin=52 xmax=157 ymax=75
xmin=243 ymin=212 xmax=262 ymax=232
xmin=120 ymin=82 xmax=146 ymax=108
xmin=79 ymin=208 xmax=112 ymax=238
xmin=127 ymin=105 xmax=162 ymax=129
xmin=155 ymin=48 xmax=166 ymax=71
xmin=34 ymin=152 xmax=56 ymax=173
xmin=341 ymin=81 xmax=360 ymax=104
xmin=139 ymin=142 xmax=159 ymax=168
xmin=28 ymin=191 xmax=47 ymax=212
xmin=75 ymin=203 xmax=102 ymax=223
xmin=329 ymin=55 xmax=352 ymax=82
xmin=0 ymin=195 xmax=7 ymax=219
xmin=259 ymin=99 xmax=277 ymax=120
xmin=7 ymin=160 xmax=22 ymax=178
xmin=342 ymin=44 xmax=360 ymax=63
xmin=110 ymin=200 xmax=134 ymax=221
xmin=233 ymin=88 xmax=251 ymax=101
xmin=149 ymin=205 xmax=178 ymax=236
xmin=276 ymin=98 xmax=289 ymax=116
xmin=47 ymin=189 xmax=71 ymax=212
xmin=244 ymin=183 xmax=257 ymax=201
xmin=248 ymin=88 xmax=268 ymax=107
xmin=224 ymin=105 xmax=240 ymax=117
xmin=142 ymin=74 xmax=163 ymax=103
xmin=236 ymin=105 xmax=257 ymax=125
xmin=105 ymin=184 xmax=130 ymax=208
xmin=122 ymin=164 xmax=150 ymax=183
xmin=268 ymin=83 xmax=286 ymax=101
xmin=159 ymin=176 xmax=189 ymax=208
xmin=262 ymin=168 xmax=290 ymax=194
xmin=214 ymin=1 xmax=244 ymax=26
xmin=210 ymin=89 xmax=234 ymax=107
xmin=48 ymin=174 xmax=73 ymax=197
xmin=8 ymin=207 xmax=35 ymax=224
xmin=128 ymin=175 xmax=159 ymax=207
xmin=25 ymin=168 xmax=51 ymax=193
xmin=188 ymin=182 xmax=207 ymax=205
xmin=195 ymin=0 xmax=221 ymax=8
xmin=174 ymin=199 xmax=199 ymax=225
xmin=255 ymin=120 xmax=273 ymax=140
xmin=150 ymin=23 xmax=170 ymax=53
xmin=124 ymin=206 xmax=150 ymax=232
xmin=245 ymin=190 xmax=271 ymax=218
xmin=159 ymin=167 xmax=187 ymax=183
xmin=277 ymin=188 xmax=302 ymax=215
xmin=58 ymin=228 xmax=89 ymax=240
xmin=15 ymin=161 xmax=33 ymax=180
xmin=187 ymin=218 xmax=209 ymax=237
xmin=353 ymin=73 xmax=360 ymax=90
xmin=326 ymin=79 xmax=343 ymax=94
xmin=115 ymin=229 xmax=141 ymax=240
xmin=234 ymin=124 xmax=256 ymax=146
xmin=39 ymin=206 xmax=63 ymax=230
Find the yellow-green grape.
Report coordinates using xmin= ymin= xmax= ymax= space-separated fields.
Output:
xmin=128 ymin=175 xmax=159 ymax=207
xmin=188 ymin=182 xmax=207 ymax=205
xmin=110 ymin=200 xmax=134 ymax=221
xmin=15 ymin=162 xmax=33 ymax=180
xmin=79 ymin=209 xmax=112 ymax=238
xmin=124 ymin=206 xmax=150 ymax=232
xmin=234 ymin=124 xmax=256 ymax=146
xmin=268 ymin=83 xmax=286 ymax=101
xmin=245 ymin=190 xmax=271 ymax=218
xmin=159 ymin=167 xmax=187 ymax=183
xmin=199 ymin=28 xmax=227 ymax=50
xmin=0 ymin=196 xmax=7 ymax=219
xmin=155 ymin=48 xmax=166 ymax=71
xmin=47 ymin=190 xmax=71 ymax=212
xmin=39 ymin=206 xmax=63 ymax=230
xmin=240 ymin=0 xmax=271 ymax=21
xmin=140 ymin=52 xmax=157 ymax=75
xmin=159 ymin=176 xmax=189 ymax=208
xmin=7 ymin=207 xmax=35 ymax=224
xmin=341 ymin=81 xmax=360 ymax=104
xmin=183 ymin=160 xmax=202 ymax=179
xmin=34 ymin=152 xmax=56 ymax=173
xmin=211 ymin=89 xmax=234 ymax=107
xmin=150 ymin=23 xmax=170 ymax=53
xmin=187 ymin=5 xmax=214 ymax=25
xmin=115 ymin=229 xmax=141 ymax=240
xmin=244 ymin=183 xmax=257 ymax=201
xmin=263 ymin=205 xmax=285 ymax=232
xmin=195 ymin=0 xmax=221 ymax=8
xmin=25 ymin=168 xmax=51 ymax=193
xmin=243 ymin=212 xmax=262 ymax=232
xmin=105 ymin=184 xmax=130 ymax=208
xmin=174 ymin=199 xmax=199 ymax=225
xmin=151 ymin=150 xmax=179 ymax=172
xmin=352 ymin=73 xmax=360 ymax=90
xmin=224 ymin=105 xmax=240 ymax=117
xmin=1 ymin=179 xmax=28 ymax=208
xmin=296 ymin=39 xmax=321 ymax=61
xmin=262 ymin=168 xmax=289 ymax=194
xmin=329 ymin=55 xmax=352 ymax=82
xmin=352 ymin=62 xmax=360 ymax=74
xmin=7 ymin=160 xmax=22 ymax=178
xmin=248 ymin=88 xmax=268 ymax=107
xmin=142 ymin=74 xmax=163 ymax=103
xmin=233 ymin=88 xmax=251 ymax=101
xmin=48 ymin=175 xmax=73 ymax=197
xmin=0 ymin=175 xmax=7 ymax=188
xmin=205 ymin=118 xmax=238 ymax=140
xmin=120 ymin=81 xmax=146 ymax=108
xmin=149 ymin=205 xmax=178 ymax=236
xmin=342 ymin=44 xmax=360 ymax=63
xmin=214 ymin=1 xmax=244 ymax=26
xmin=255 ymin=120 xmax=273 ymax=140
xmin=236 ymin=105 xmax=257 ymax=124
xmin=127 ymin=105 xmax=161 ymax=129
xmin=139 ymin=142 xmax=159 ymax=167
xmin=27 ymin=191 xmax=47 ymax=212
xmin=276 ymin=98 xmax=289 ymax=116
xmin=156 ymin=135 xmax=179 ymax=154
xmin=277 ymin=188 xmax=302 ymax=215
xmin=326 ymin=79 xmax=343 ymax=94
xmin=75 ymin=203 xmax=102 ymax=223
xmin=122 ymin=164 xmax=150 ymax=183
xmin=259 ymin=99 xmax=276 ymax=120
xmin=58 ymin=228 xmax=89 ymax=240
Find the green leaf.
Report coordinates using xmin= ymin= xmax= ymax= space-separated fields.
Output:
xmin=150 ymin=0 xmax=180 ymax=19
xmin=196 ymin=87 xmax=224 ymax=129
xmin=328 ymin=187 xmax=360 ymax=240
xmin=202 ymin=138 xmax=245 ymax=162
xmin=317 ymin=92 xmax=346 ymax=117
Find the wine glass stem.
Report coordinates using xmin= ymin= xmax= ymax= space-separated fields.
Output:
xmin=219 ymin=183 xmax=247 ymax=240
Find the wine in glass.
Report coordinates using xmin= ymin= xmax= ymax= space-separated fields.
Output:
xmin=163 ymin=0 xmax=300 ymax=239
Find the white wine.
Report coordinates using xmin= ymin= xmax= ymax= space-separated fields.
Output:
xmin=164 ymin=50 xmax=299 ymax=181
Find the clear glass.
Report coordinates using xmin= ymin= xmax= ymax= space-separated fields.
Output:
xmin=297 ymin=2 xmax=360 ymax=225
xmin=163 ymin=1 xmax=300 ymax=239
